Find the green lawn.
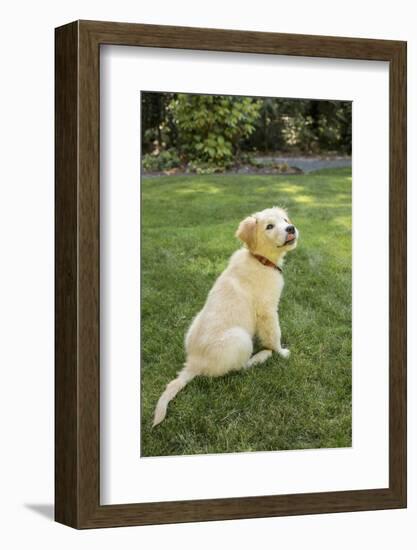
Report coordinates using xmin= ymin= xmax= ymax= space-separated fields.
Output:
xmin=141 ymin=168 xmax=352 ymax=457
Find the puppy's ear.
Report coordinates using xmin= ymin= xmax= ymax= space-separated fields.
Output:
xmin=236 ymin=216 xmax=257 ymax=249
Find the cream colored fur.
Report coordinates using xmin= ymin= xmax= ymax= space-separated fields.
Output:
xmin=153 ymin=206 xmax=299 ymax=426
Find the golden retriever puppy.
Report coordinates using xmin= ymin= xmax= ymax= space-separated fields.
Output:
xmin=153 ymin=206 xmax=299 ymax=426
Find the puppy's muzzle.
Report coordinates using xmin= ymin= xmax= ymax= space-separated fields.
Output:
xmin=285 ymin=225 xmax=297 ymax=244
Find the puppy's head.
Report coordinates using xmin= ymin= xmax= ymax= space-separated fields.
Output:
xmin=236 ymin=207 xmax=299 ymax=255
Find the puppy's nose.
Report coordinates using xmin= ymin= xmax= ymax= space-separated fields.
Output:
xmin=286 ymin=225 xmax=295 ymax=234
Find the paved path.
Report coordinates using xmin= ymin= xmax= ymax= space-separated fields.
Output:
xmin=255 ymin=156 xmax=351 ymax=173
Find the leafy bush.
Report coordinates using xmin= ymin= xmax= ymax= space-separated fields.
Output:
xmin=169 ymin=94 xmax=262 ymax=167
xmin=142 ymin=149 xmax=181 ymax=172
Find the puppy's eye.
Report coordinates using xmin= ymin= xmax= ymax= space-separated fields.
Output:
xmin=266 ymin=224 xmax=274 ymax=230
xmin=284 ymin=218 xmax=289 ymax=223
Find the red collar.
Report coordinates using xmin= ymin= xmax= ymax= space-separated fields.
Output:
xmin=251 ymin=253 xmax=283 ymax=273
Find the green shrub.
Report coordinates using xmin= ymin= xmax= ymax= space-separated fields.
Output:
xmin=142 ymin=149 xmax=181 ymax=172
xmin=169 ymin=94 xmax=262 ymax=168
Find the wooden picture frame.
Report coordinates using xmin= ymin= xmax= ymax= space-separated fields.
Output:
xmin=55 ymin=20 xmax=407 ymax=529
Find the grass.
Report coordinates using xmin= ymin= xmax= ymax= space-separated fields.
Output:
xmin=140 ymin=167 xmax=352 ymax=457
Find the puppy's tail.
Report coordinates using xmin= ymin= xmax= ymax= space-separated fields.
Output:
xmin=153 ymin=368 xmax=195 ymax=427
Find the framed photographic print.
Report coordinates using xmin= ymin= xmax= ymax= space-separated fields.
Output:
xmin=55 ymin=20 xmax=407 ymax=528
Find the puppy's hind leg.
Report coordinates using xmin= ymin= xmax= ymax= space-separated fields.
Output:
xmin=245 ymin=349 xmax=273 ymax=369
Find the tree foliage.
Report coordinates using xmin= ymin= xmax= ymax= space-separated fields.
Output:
xmin=244 ymin=98 xmax=352 ymax=154
xmin=141 ymin=92 xmax=352 ymax=172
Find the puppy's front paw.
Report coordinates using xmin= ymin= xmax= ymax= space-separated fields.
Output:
xmin=278 ymin=348 xmax=290 ymax=359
